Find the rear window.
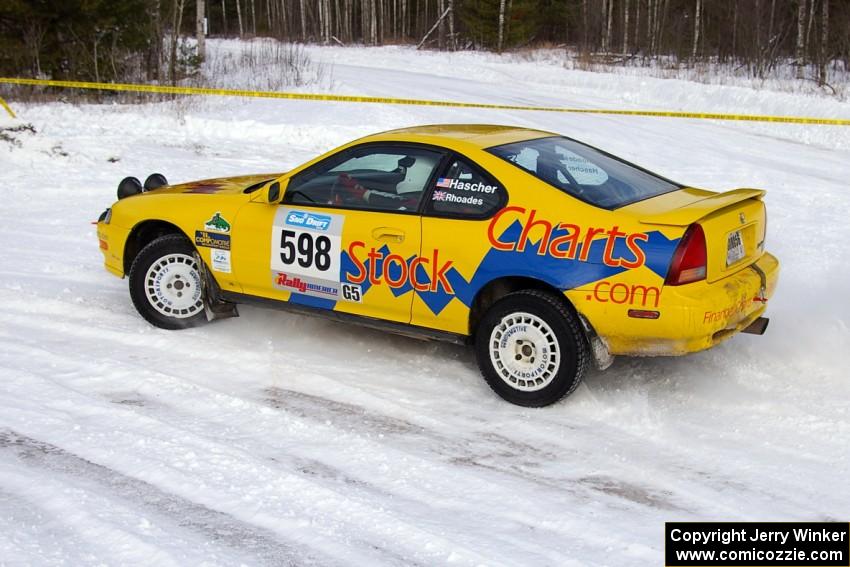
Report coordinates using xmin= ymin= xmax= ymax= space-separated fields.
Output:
xmin=487 ymin=136 xmax=680 ymax=208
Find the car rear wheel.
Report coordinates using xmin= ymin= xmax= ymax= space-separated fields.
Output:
xmin=129 ymin=234 xmax=207 ymax=330
xmin=474 ymin=290 xmax=588 ymax=407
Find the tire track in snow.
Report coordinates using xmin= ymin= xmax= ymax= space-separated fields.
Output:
xmin=3 ymin=285 xmax=832 ymax=527
xmin=0 ymin=485 xmax=117 ymax=566
xmin=0 ymin=309 xmax=701 ymax=519
xmin=0 ymin=350 xmax=501 ymax=565
xmin=0 ymin=429 xmax=337 ymax=567
xmin=0 ymin=326 xmax=670 ymax=564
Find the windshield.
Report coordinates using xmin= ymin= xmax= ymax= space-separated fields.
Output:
xmin=487 ymin=136 xmax=680 ymax=208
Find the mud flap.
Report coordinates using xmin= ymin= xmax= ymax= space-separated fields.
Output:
xmin=193 ymin=252 xmax=239 ymax=321
xmin=578 ymin=314 xmax=614 ymax=370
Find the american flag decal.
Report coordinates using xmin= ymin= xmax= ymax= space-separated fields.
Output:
xmin=436 ymin=177 xmax=452 ymax=188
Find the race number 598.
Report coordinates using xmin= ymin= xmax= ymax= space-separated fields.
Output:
xmin=279 ymin=229 xmax=331 ymax=271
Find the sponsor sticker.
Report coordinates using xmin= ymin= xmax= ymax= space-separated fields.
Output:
xmin=703 ymin=297 xmax=751 ymax=325
xmin=274 ymin=272 xmax=339 ymax=298
xmin=285 ymin=210 xmax=332 ymax=231
xmin=204 ymin=212 xmax=231 ymax=233
xmin=487 ymin=207 xmax=649 ymax=269
xmin=211 ymin=249 xmax=231 ymax=273
xmin=195 ymin=230 xmax=231 ymax=250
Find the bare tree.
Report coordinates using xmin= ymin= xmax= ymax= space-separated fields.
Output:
xmin=23 ymin=22 xmax=46 ymax=76
xmin=168 ymin=0 xmax=186 ymax=85
xmin=196 ymin=0 xmax=206 ymax=60
xmin=691 ymin=0 xmax=701 ymax=60
xmin=648 ymin=0 xmax=655 ymax=54
xmin=220 ymin=0 xmax=227 ymax=35
xmin=819 ymin=0 xmax=829 ymax=83
xmin=796 ymin=0 xmax=807 ymax=78
xmin=370 ymin=0 xmax=378 ymax=44
xmin=623 ymin=0 xmax=630 ymax=54
xmin=581 ymin=0 xmax=588 ymax=52
xmin=236 ymin=0 xmax=244 ymax=37
xmin=447 ymin=0 xmax=454 ymax=50
xmin=497 ymin=0 xmax=506 ymax=52
xmin=805 ymin=0 xmax=816 ymax=56
xmin=250 ymin=0 xmax=256 ymax=35
xmin=634 ymin=0 xmax=641 ymax=53
xmin=437 ymin=0 xmax=445 ymax=49
xmin=601 ymin=0 xmax=608 ymax=51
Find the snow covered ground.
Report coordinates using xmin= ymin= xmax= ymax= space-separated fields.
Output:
xmin=1 ymin=41 xmax=849 ymax=566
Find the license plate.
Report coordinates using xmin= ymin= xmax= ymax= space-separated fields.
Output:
xmin=726 ymin=230 xmax=745 ymax=266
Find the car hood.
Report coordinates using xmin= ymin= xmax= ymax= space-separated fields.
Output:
xmin=149 ymin=173 xmax=284 ymax=196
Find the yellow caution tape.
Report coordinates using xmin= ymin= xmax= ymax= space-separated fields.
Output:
xmin=1 ymin=77 xmax=848 ymax=126
xmin=0 ymin=96 xmax=15 ymax=118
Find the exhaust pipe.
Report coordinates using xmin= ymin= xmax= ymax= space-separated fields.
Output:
xmin=742 ymin=317 xmax=769 ymax=335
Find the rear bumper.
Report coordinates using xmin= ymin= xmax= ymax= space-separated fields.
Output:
xmin=599 ymin=252 xmax=779 ymax=356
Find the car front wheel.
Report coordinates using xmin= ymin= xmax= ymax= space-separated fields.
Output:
xmin=129 ymin=234 xmax=208 ymax=330
xmin=474 ymin=290 xmax=589 ymax=407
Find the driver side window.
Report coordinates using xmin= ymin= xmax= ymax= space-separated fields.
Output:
xmin=284 ymin=145 xmax=445 ymax=213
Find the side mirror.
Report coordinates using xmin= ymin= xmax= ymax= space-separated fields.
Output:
xmin=252 ymin=179 xmax=288 ymax=204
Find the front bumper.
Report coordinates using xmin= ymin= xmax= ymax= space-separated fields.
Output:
xmin=97 ymin=219 xmax=129 ymax=278
xmin=593 ymin=252 xmax=780 ymax=356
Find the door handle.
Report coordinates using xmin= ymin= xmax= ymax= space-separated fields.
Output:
xmin=372 ymin=227 xmax=405 ymax=243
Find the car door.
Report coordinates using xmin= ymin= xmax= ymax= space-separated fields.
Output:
xmin=412 ymin=154 xmax=509 ymax=334
xmin=231 ymin=143 xmax=447 ymax=325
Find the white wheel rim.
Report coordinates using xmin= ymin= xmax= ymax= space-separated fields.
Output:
xmin=144 ymin=253 xmax=203 ymax=318
xmin=489 ymin=312 xmax=560 ymax=392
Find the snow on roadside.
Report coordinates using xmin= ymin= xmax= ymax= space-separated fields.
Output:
xmin=0 ymin=41 xmax=848 ymax=566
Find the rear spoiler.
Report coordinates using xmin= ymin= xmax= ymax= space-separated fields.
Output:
xmin=639 ymin=188 xmax=766 ymax=227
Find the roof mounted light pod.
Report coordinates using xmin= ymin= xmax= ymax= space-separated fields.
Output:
xmin=117 ymin=176 xmax=143 ymax=200
xmin=144 ymin=173 xmax=168 ymax=191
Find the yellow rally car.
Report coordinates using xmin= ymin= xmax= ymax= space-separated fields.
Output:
xmin=96 ymin=125 xmax=779 ymax=406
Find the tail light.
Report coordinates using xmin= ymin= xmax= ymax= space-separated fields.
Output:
xmin=665 ymin=223 xmax=707 ymax=286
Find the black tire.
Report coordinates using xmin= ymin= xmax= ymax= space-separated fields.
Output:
xmin=128 ymin=234 xmax=208 ymax=330
xmin=474 ymin=289 xmax=589 ymax=407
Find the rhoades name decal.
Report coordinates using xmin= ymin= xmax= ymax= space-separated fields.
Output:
xmin=487 ymin=206 xmax=649 ymax=269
